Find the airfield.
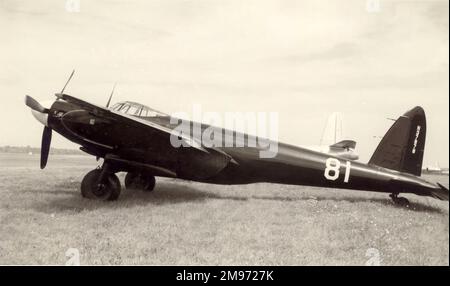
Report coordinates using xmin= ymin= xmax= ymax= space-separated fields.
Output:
xmin=0 ymin=153 xmax=448 ymax=265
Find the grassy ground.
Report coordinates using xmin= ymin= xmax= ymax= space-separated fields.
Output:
xmin=0 ymin=153 xmax=448 ymax=265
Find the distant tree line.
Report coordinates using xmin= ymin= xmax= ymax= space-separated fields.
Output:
xmin=0 ymin=146 xmax=85 ymax=155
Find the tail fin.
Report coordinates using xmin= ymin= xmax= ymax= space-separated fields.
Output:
xmin=369 ymin=106 xmax=426 ymax=176
xmin=320 ymin=112 xmax=343 ymax=146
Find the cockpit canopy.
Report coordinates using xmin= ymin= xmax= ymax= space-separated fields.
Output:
xmin=110 ymin=101 xmax=167 ymax=118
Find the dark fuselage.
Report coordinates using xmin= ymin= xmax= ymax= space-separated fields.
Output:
xmin=48 ymin=100 xmax=444 ymax=200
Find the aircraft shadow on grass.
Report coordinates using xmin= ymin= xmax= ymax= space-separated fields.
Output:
xmin=30 ymin=181 xmax=446 ymax=214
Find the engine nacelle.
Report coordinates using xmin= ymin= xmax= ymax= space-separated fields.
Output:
xmin=176 ymin=147 xmax=231 ymax=180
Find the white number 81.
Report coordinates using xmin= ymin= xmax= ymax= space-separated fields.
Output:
xmin=324 ymin=158 xmax=351 ymax=183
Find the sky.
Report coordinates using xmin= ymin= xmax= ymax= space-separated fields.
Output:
xmin=0 ymin=0 xmax=448 ymax=166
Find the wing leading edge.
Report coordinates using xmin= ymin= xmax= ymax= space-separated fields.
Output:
xmin=56 ymin=93 xmax=207 ymax=152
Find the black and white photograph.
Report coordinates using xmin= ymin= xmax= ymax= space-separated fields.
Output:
xmin=0 ymin=0 xmax=448 ymax=270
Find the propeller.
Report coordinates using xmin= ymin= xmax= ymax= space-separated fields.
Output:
xmin=25 ymin=95 xmax=52 ymax=169
xmin=41 ymin=126 xmax=52 ymax=169
xmin=28 ymin=70 xmax=75 ymax=169
xmin=25 ymin=95 xmax=48 ymax=113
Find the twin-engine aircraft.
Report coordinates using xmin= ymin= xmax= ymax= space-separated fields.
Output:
xmin=25 ymin=72 xmax=448 ymax=205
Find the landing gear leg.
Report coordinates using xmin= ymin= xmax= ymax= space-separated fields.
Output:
xmin=390 ymin=193 xmax=410 ymax=207
xmin=81 ymin=162 xmax=121 ymax=201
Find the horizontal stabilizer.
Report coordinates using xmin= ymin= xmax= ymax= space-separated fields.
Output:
xmin=432 ymin=183 xmax=449 ymax=201
xmin=330 ymin=140 xmax=356 ymax=150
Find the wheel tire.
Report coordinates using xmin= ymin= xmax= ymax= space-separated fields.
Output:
xmin=396 ymin=197 xmax=410 ymax=207
xmin=124 ymin=172 xmax=138 ymax=189
xmin=81 ymin=169 xmax=121 ymax=201
xmin=125 ymin=173 xmax=155 ymax=192
xmin=143 ymin=175 xmax=156 ymax=192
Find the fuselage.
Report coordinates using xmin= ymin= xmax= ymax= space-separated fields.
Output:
xmin=42 ymin=99 xmax=447 ymax=200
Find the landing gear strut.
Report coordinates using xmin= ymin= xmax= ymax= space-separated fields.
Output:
xmin=390 ymin=193 xmax=410 ymax=207
xmin=81 ymin=163 xmax=121 ymax=201
xmin=125 ymin=173 xmax=156 ymax=192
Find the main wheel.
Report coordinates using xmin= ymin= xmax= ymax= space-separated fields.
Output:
xmin=81 ymin=169 xmax=121 ymax=201
xmin=390 ymin=193 xmax=410 ymax=207
xmin=395 ymin=197 xmax=410 ymax=207
xmin=125 ymin=173 xmax=156 ymax=192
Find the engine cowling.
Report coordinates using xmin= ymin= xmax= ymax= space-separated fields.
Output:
xmin=176 ymin=147 xmax=231 ymax=180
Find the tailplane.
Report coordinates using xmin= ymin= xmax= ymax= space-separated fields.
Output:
xmin=330 ymin=140 xmax=356 ymax=150
xmin=432 ymin=183 xmax=449 ymax=201
xmin=369 ymin=106 xmax=426 ymax=176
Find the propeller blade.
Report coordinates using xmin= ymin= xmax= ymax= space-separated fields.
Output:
xmin=25 ymin=95 xmax=48 ymax=113
xmin=40 ymin=126 xmax=52 ymax=169
xmin=61 ymin=69 xmax=75 ymax=94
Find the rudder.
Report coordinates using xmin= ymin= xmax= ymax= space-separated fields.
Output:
xmin=369 ymin=106 xmax=426 ymax=176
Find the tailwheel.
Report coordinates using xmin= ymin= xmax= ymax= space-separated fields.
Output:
xmin=81 ymin=169 xmax=121 ymax=201
xmin=125 ymin=173 xmax=156 ymax=192
xmin=390 ymin=193 xmax=410 ymax=207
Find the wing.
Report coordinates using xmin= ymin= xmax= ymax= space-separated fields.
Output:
xmin=56 ymin=93 xmax=207 ymax=152
xmin=104 ymin=154 xmax=177 ymax=178
xmin=57 ymin=94 xmax=240 ymax=179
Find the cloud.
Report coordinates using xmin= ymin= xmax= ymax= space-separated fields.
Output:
xmin=0 ymin=0 xmax=448 ymax=165
xmin=270 ymin=42 xmax=359 ymax=64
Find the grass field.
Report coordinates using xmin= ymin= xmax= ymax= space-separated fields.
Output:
xmin=0 ymin=153 xmax=448 ymax=265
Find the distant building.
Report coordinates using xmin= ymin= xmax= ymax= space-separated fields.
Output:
xmin=422 ymin=163 xmax=449 ymax=175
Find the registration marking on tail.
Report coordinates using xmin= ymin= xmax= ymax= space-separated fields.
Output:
xmin=412 ymin=125 xmax=421 ymax=154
